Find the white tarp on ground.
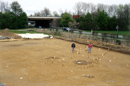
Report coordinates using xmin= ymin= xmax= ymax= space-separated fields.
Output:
xmin=18 ymin=33 xmax=51 ymax=39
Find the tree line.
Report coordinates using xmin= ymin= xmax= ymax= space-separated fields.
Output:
xmin=60 ymin=2 xmax=130 ymax=31
xmin=0 ymin=1 xmax=28 ymax=29
xmin=31 ymin=7 xmax=60 ymax=17
xmin=0 ymin=1 xmax=130 ymax=31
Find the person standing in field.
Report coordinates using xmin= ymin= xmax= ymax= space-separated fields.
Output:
xmin=88 ymin=42 xmax=92 ymax=53
xmin=71 ymin=42 xmax=76 ymax=52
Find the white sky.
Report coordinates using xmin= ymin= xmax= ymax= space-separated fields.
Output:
xmin=4 ymin=0 xmax=130 ymax=16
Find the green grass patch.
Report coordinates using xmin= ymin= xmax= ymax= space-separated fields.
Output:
xmin=89 ymin=31 xmax=130 ymax=36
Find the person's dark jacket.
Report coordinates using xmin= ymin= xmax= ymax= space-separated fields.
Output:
xmin=71 ymin=43 xmax=75 ymax=48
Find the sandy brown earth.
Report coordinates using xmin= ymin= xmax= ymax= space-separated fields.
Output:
xmin=0 ymin=38 xmax=130 ymax=86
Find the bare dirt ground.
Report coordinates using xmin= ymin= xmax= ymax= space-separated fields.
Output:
xmin=0 ymin=38 xmax=130 ymax=86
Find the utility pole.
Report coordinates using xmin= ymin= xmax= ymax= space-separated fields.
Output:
xmin=116 ymin=25 xmax=119 ymax=38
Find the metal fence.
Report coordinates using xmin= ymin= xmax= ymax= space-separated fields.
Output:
xmin=37 ymin=29 xmax=130 ymax=47
xmin=92 ymin=32 xmax=130 ymax=47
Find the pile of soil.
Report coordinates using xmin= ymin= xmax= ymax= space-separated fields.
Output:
xmin=0 ymin=29 xmax=21 ymax=39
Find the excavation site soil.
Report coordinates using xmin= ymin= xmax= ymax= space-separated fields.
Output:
xmin=0 ymin=37 xmax=130 ymax=86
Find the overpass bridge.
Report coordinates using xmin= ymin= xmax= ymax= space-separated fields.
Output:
xmin=28 ymin=17 xmax=61 ymax=28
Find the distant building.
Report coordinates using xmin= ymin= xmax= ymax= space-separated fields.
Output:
xmin=73 ymin=15 xmax=81 ymax=18
xmin=28 ymin=17 xmax=61 ymax=28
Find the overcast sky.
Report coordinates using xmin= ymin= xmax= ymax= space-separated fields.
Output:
xmin=4 ymin=0 xmax=130 ymax=16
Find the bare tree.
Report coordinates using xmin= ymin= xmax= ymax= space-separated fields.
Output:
xmin=116 ymin=4 xmax=130 ymax=30
xmin=74 ymin=2 xmax=83 ymax=15
xmin=108 ymin=4 xmax=117 ymax=17
xmin=108 ymin=5 xmax=114 ymax=16
xmin=33 ymin=7 xmax=51 ymax=17
xmin=90 ymin=3 xmax=96 ymax=13
xmin=40 ymin=10 xmax=45 ymax=17
xmin=53 ymin=11 xmax=60 ymax=17
xmin=0 ymin=1 xmax=10 ymax=13
xmin=59 ymin=9 xmax=63 ymax=16
xmin=82 ymin=2 xmax=90 ymax=16
xmin=123 ymin=4 xmax=130 ymax=29
xmin=97 ymin=4 xmax=108 ymax=12
xmin=34 ymin=12 xmax=41 ymax=17
xmin=40 ymin=7 xmax=51 ymax=17
xmin=124 ymin=4 xmax=129 ymax=19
